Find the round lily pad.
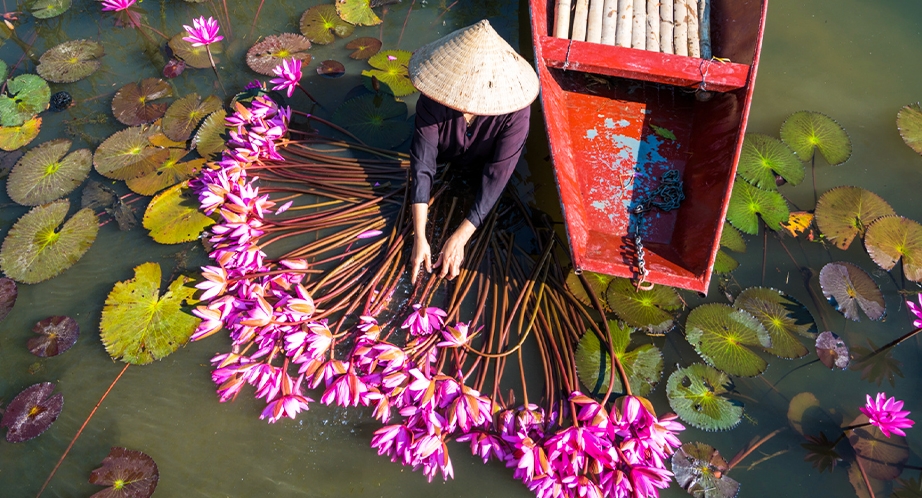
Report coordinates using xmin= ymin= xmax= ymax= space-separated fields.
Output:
xmin=780 ymin=111 xmax=852 ymax=165
xmin=126 ymin=150 xmax=204 ymax=196
xmin=848 ymin=414 xmax=910 ymax=480
xmin=346 ymin=37 xmax=382 ymax=59
xmin=815 ymin=186 xmax=894 ymax=250
xmin=27 ymin=315 xmax=79 ymax=357
xmin=361 ymin=50 xmax=416 ymax=97
xmin=819 ymin=262 xmax=886 ymax=322
xmin=896 ymin=103 xmax=922 ymax=156
xmin=246 ymin=33 xmax=312 ymax=76
xmin=191 ymin=109 xmax=227 ymax=159
xmin=30 ymin=0 xmax=72 ymax=19
xmin=565 ymin=269 xmax=613 ymax=309
xmin=787 ymin=392 xmax=821 ymax=435
xmin=336 ymin=0 xmax=382 ymax=26
xmin=575 ymin=321 xmax=663 ymax=397
xmin=0 ymin=75 xmax=50 ymax=127
xmin=685 ymin=303 xmax=772 ymax=377
xmin=94 ymin=125 xmax=170 ymax=180
xmin=727 ymin=180 xmax=789 ymax=235
xmin=0 ymin=277 xmax=17 ymax=322
xmin=331 ymin=93 xmax=412 ymax=149
xmin=0 ymin=116 xmax=42 ymax=151
xmin=738 ymin=133 xmax=804 ymax=190
xmin=100 ymin=261 xmax=200 ymax=364
xmin=163 ymin=58 xmax=185 ymax=79
xmin=89 ymin=447 xmax=159 ymax=498
xmin=300 ymin=5 xmax=355 ymax=45
xmin=666 ymin=364 xmax=743 ymax=431
xmin=734 ymin=287 xmax=816 ymax=359
xmin=604 ymin=277 xmax=682 ymax=335
xmin=318 ymin=60 xmax=345 ymax=79
xmin=0 ymin=382 xmax=64 ymax=443
xmin=142 ymin=181 xmax=215 ymax=244
xmin=7 ymin=139 xmax=92 ymax=206
xmin=720 ymin=222 xmax=747 ymax=253
xmin=162 ymin=93 xmax=222 ymax=142
xmin=672 ymin=442 xmax=741 ymax=498
xmin=815 ymin=331 xmax=849 ymax=370
xmin=37 ymin=40 xmax=104 ymax=83
xmin=713 ymin=250 xmax=739 ymax=274
xmin=168 ymin=32 xmax=223 ymax=69
xmin=112 ymin=79 xmax=172 ymax=126
xmin=0 ymin=200 xmax=98 ymax=284
xmin=864 ymin=215 xmax=922 ymax=282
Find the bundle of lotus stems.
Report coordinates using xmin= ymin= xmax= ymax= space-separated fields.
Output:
xmin=554 ymin=0 xmax=712 ymax=58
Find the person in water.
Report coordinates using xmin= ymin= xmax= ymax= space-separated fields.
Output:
xmin=407 ymin=19 xmax=539 ymax=284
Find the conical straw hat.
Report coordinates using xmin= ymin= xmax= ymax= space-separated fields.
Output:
xmin=409 ymin=20 xmax=539 ymax=116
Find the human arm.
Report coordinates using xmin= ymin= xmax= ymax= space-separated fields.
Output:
xmin=410 ymin=203 xmax=432 ymax=284
xmin=408 ymin=96 xmax=442 ymax=284
xmin=433 ymin=219 xmax=476 ymax=280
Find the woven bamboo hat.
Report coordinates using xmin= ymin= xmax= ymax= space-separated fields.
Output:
xmin=409 ymin=20 xmax=539 ymax=116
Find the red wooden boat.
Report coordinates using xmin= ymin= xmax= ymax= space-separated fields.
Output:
xmin=529 ymin=0 xmax=768 ymax=293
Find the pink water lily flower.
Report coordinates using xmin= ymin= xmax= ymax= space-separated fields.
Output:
xmin=401 ymin=304 xmax=447 ymax=337
xmin=182 ymin=16 xmax=223 ymax=47
xmin=100 ymin=0 xmax=136 ymax=11
xmin=270 ymin=59 xmax=302 ymax=98
xmin=860 ymin=392 xmax=914 ymax=438
xmin=908 ymin=294 xmax=922 ymax=328
xmin=260 ymin=374 xmax=312 ymax=423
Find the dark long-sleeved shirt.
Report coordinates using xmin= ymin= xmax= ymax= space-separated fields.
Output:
xmin=409 ymin=94 xmax=530 ymax=228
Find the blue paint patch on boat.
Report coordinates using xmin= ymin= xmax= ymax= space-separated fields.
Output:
xmin=609 ymin=134 xmax=640 ymax=163
xmin=586 ymin=128 xmax=598 ymax=139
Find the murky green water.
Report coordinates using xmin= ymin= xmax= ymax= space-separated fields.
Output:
xmin=0 ymin=0 xmax=921 ymax=496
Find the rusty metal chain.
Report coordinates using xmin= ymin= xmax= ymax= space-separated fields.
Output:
xmin=630 ymin=169 xmax=685 ymax=291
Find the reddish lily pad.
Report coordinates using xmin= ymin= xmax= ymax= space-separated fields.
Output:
xmin=819 ymin=262 xmax=886 ymax=322
xmin=0 ymin=382 xmax=64 ymax=443
xmin=0 ymin=277 xmax=17 ymax=322
xmin=37 ymin=40 xmax=104 ymax=83
xmin=126 ymin=149 xmax=204 ymax=196
xmin=864 ymin=215 xmax=922 ymax=282
xmin=815 ymin=186 xmax=894 ymax=250
xmin=94 ymin=125 xmax=170 ymax=180
xmin=89 ymin=447 xmax=159 ymax=498
xmin=27 ymin=315 xmax=79 ymax=357
xmin=163 ymin=59 xmax=185 ymax=79
xmin=112 ymin=79 xmax=172 ymax=126
xmin=815 ymin=331 xmax=849 ymax=370
xmin=300 ymin=5 xmax=355 ymax=45
xmin=0 ymin=116 xmax=42 ymax=151
xmin=162 ymin=94 xmax=222 ymax=142
xmin=168 ymin=33 xmax=223 ymax=69
xmin=246 ymin=33 xmax=312 ymax=76
xmin=7 ymin=139 xmax=92 ymax=206
xmin=848 ymin=414 xmax=910 ymax=480
xmin=346 ymin=37 xmax=382 ymax=59
xmin=317 ymin=60 xmax=345 ymax=79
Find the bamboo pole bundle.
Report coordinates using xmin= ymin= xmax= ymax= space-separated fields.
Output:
xmin=586 ymin=0 xmax=605 ymax=43
xmin=646 ymin=0 xmax=660 ymax=52
xmin=673 ymin=0 xmax=688 ymax=56
xmin=615 ymin=0 xmax=632 ymax=47
xmin=660 ymin=0 xmax=674 ymax=54
xmin=572 ymin=0 xmax=590 ymax=41
xmin=632 ymin=0 xmax=645 ymax=49
xmin=686 ymin=0 xmax=700 ymax=57
xmin=554 ymin=0 xmax=573 ymax=38
xmin=600 ymin=0 xmax=618 ymax=45
xmin=699 ymin=0 xmax=711 ymax=58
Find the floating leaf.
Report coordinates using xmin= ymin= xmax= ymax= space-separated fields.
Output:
xmin=106 ymin=199 xmax=138 ymax=232
xmin=781 ymin=211 xmax=814 ymax=238
xmin=818 ymin=262 xmax=886 ymax=321
xmin=685 ymin=303 xmax=771 ymax=377
xmin=246 ymin=33 xmax=312 ymax=76
xmin=605 ymin=277 xmax=682 ymax=335
xmin=815 ymin=331 xmax=850 ymax=370
xmin=671 ymin=442 xmax=741 ymax=498
xmin=89 ymin=447 xmax=159 ymax=498
xmin=575 ymin=321 xmax=663 ymax=397
xmin=27 ymin=315 xmax=79 ymax=357
xmin=93 ymin=125 xmax=170 ymax=180
xmin=162 ymin=93 xmax=222 ymax=142
xmin=802 ymin=432 xmax=842 ymax=474
xmin=336 ymin=0 xmax=382 ymax=26
xmin=37 ymin=40 xmax=104 ymax=83
xmin=787 ymin=392 xmax=821 ymax=435
xmin=0 ymin=200 xmax=98 ymax=284
xmin=734 ymin=287 xmax=815 ymax=359
xmin=331 ymin=93 xmax=412 ymax=149
xmin=848 ymin=414 xmax=910 ymax=480
xmin=0 ymin=148 xmax=24 ymax=177
xmin=896 ymin=103 xmax=922 ymax=156
xmin=726 ymin=180 xmax=789 ymax=235
xmin=780 ymin=111 xmax=851 ymax=165
xmin=0 ymin=382 xmax=63 ymax=442
xmin=851 ymin=340 xmax=903 ymax=387
xmin=565 ymin=270 xmax=612 ymax=309
xmin=0 ymin=75 xmax=49 ymax=127
xmin=29 ymin=0 xmax=72 ymax=18
xmin=650 ymin=124 xmax=676 ymax=141
xmin=100 ymin=262 xmax=200 ymax=364
xmin=0 ymin=59 xmax=6 ymax=82
xmin=893 ymin=478 xmax=922 ymax=498
xmin=7 ymin=139 xmax=91 ymax=205
xmin=142 ymin=182 xmax=215 ymax=244
xmin=81 ymin=180 xmax=117 ymax=210
xmin=362 ymin=50 xmax=416 ymax=97
xmin=191 ymin=109 xmax=227 ymax=159
xmin=864 ymin=216 xmax=922 ymax=282
xmin=299 ymin=5 xmax=355 ymax=45
xmin=713 ymin=250 xmax=739 ymax=274
xmin=666 ymin=364 xmax=743 ymax=432
xmin=815 ymin=186 xmax=894 ymax=250
xmin=126 ymin=149 xmax=204 ymax=196
xmin=346 ymin=37 xmax=382 ymax=59
xmin=168 ymin=33 xmax=222 ymax=69
xmin=737 ymin=134 xmax=804 ymax=190
xmin=112 ymin=78 xmax=172 ymax=126
xmin=0 ymin=277 xmax=17 ymax=322
xmin=719 ymin=223 xmax=746 ymax=253
xmin=0 ymin=116 xmax=42 ymax=151
xmin=317 ymin=59 xmax=345 ymax=78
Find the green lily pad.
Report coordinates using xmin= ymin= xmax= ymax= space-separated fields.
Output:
xmin=191 ymin=109 xmax=227 ymax=159
xmin=36 ymin=40 xmax=104 ymax=83
xmin=574 ymin=321 xmax=663 ymax=397
xmin=93 ymin=125 xmax=170 ymax=180
xmin=100 ymin=261 xmax=200 ymax=364
xmin=896 ymin=103 xmax=922 ymax=156
xmin=0 ymin=75 xmax=50 ymax=127
xmin=604 ymin=277 xmax=682 ymax=335
xmin=666 ymin=364 xmax=743 ymax=431
xmin=720 ymin=222 xmax=746 ymax=253
xmin=168 ymin=32 xmax=223 ymax=69
xmin=734 ymin=287 xmax=816 ymax=359
xmin=89 ymin=447 xmax=159 ymax=498
xmin=0 ymin=200 xmax=98 ymax=284
xmin=737 ymin=133 xmax=804 ymax=190
xmin=848 ymin=414 xmax=910 ymax=480
xmin=727 ymin=180 xmax=789 ymax=235
xmin=672 ymin=442 xmax=741 ymax=498
xmin=112 ymin=78 xmax=172 ymax=126
xmin=7 ymin=139 xmax=91 ymax=206
xmin=126 ymin=149 xmax=204 ymax=196
xmin=300 ymin=5 xmax=355 ymax=45
xmin=713 ymin=250 xmax=739 ymax=274
xmin=336 ymin=0 xmax=382 ymax=26
xmin=142 ymin=182 xmax=215 ymax=244
xmin=864 ymin=215 xmax=922 ymax=282
xmin=0 ymin=117 xmax=41 ymax=151
xmin=29 ymin=0 xmax=72 ymax=18
xmin=818 ymin=262 xmax=886 ymax=322
xmin=815 ymin=186 xmax=895 ymax=250
xmin=331 ymin=94 xmax=412 ymax=149
xmin=565 ymin=269 xmax=613 ymax=309
xmin=0 ymin=60 xmax=8 ymax=82
xmin=362 ymin=50 xmax=416 ymax=97
xmin=162 ymin=93 xmax=222 ymax=142
xmin=346 ymin=37 xmax=382 ymax=59
xmin=780 ymin=111 xmax=851 ymax=165
xmin=245 ymin=33 xmax=312 ymax=76
xmin=685 ymin=303 xmax=772 ymax=377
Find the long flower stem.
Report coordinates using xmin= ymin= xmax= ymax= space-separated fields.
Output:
xmin=862 ymin=327 xmax=922 ymax=361
xmin=205 ymin=45 xmax=226 ymax=97
xmin=578 ymin=272 xmax=631 ymax=403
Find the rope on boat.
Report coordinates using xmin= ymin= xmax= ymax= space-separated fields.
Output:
xmin=630 ymin=169 xmax=685 ymax=291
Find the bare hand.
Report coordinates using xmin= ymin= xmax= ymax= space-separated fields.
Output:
xmin=410 ymin=236 xmax=432 ymax=284
xmin=433 ymin=233 xmax=466 ymax=280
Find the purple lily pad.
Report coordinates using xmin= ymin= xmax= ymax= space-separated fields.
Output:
xmin=317 ymin=60 xmax=345 ymax=79
xmin=0 ymin=382 xmax=64 ymax=442
xmin=162 ymin=59 xmax=185 ymax=79
xmin=818 ymin=261 xmax=886 ymax=321
xmin=27 ymin=315 xmax=79 ymax=357
xmin=0 ymin=277 xmax=17 ymax=322
xmin=89 ymin=447 xmax=159 ymax=498
xmin=815 ymin=331 xmax=849 ymax=370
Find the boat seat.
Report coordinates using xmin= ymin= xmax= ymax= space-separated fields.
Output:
xmin=539 ymin=35 xmax=750 ymax=93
